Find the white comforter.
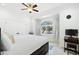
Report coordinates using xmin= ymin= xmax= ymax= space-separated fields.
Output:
xmin=2 ymin=35 xmax=48 ymax=55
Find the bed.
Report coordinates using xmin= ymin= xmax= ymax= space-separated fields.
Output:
xmin=0 ymin=28 xmax=49 ymax=55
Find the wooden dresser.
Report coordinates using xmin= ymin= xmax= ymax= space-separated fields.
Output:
xmin=64 ymin=36 xmax=79 ymax=54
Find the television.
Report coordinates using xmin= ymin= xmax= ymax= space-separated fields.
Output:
xmin=65 ymin=29 xmax=78 ymax=36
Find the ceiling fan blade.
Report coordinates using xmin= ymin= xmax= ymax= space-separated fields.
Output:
xmin=33 ymin=4 xmax=37 ymax=8
xmin=28 ymin=3 xmax=32 ymax=7
xmin=22 ymin=3 xmax=28 ymax=7
xmin=33 ymin=9 xmax=39 ymax=12
xmin=21 ymin=8 xmax=27 ymax=10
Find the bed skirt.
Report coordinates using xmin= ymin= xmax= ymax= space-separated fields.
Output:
xmin=31 ymin=42 xmax=49 ymax=55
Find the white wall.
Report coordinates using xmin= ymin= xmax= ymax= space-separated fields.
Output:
xmin=34 ymin=15 xmax=59 ymax=42
xmin=59 ymin=7 xmax=79 ymax=47
xmin=34 ymin=19 xmax=41 ymax=35
xmin=4 ymin=20 xmax=27 ymax=35
xmin=0 ymin=19 xmax=30 ymax=35
xmin=0 ymin=8 xmax=31 ymax=34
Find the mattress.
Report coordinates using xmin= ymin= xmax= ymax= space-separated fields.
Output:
xmin=1 ymin=35 xmax=48 ymax=55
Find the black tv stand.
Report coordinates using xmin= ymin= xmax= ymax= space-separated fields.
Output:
xmin=64 ymin=36 xmax=79 ymax=55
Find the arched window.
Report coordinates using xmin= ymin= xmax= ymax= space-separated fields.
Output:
xmin=41 ymin=21 xmax=53 ymax=34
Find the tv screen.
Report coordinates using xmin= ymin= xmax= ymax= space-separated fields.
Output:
xmin=65 ymin=29 xmax=78 ymax=36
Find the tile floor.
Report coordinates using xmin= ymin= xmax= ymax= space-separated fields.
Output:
xmin=47 ymin=42 xmax=67 ymax=55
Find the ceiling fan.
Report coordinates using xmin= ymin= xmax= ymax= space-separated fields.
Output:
xmin=21 ymin=3 xmax=39 ymax=13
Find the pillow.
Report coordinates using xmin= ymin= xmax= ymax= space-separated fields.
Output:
xmin=4 ymin=32 xmax=15 ymax=44
xmin=1 ymin=32 xmax=15 ymax=51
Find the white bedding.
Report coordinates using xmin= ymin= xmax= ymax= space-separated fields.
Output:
xmin=1 ymin=35 xmax=48 ymax=55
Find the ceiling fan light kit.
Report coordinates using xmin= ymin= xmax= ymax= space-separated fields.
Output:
xmin=21 ymin=3 xmax=39 ymax=13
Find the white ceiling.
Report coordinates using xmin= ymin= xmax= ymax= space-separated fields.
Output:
xmin=0 ymin=3 xmax=79 ymax=19
xmin=0 ymin=3 xmax=64 ymax=13
xmin=0 ymin=3 xmax=64 ymax=19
